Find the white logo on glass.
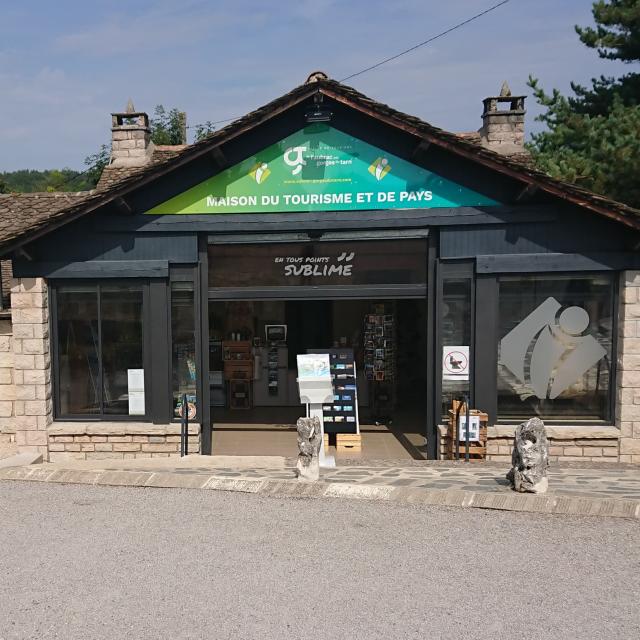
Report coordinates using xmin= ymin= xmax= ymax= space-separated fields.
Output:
xmin=499 ymin=297 xmax=606 ymax=400
xmin=284 ymin=146 xmax=307 ymax=175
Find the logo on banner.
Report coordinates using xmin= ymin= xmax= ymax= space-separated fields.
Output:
xmin=368 ymin=157 xmax=391 ymax=181
xmin=284 ymin=146 xmax=307 ymax=175
xmin=499 ymin=297 xmax=606 ymax=400
xmin=249 ymin=162 xmax=271 ymax=184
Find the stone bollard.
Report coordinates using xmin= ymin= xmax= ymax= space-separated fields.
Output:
xmin=295 ymin=416 xmax=322 ymax=482
xmin=507 ymin=417 xmax=549 ymax=494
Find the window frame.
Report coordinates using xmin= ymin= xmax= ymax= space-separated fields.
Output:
xmin=169 ymin=266 xmax=200 ymax=423
xmin=436 ymin=260 xmax=476 ymax=424
xmin=51 ymin=280 xmax=151 ymax=421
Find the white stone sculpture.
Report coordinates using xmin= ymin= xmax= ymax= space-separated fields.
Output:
xmin=507 ymin=417 xmax=549 ymax=494
xmin=295 ymin=416 xmax=322 ymax=482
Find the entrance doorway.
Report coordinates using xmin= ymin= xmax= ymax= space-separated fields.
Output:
xmin=209 ymin=298 xmax=428 ymax=459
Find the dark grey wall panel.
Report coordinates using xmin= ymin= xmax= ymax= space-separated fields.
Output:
xmin=27 ymin=212 xmax=198 ymax=266
xmin=441 ymin=210 xmax=632 ymax=259
xmin=477 ymin=252 xmax=640 ymax=273
xmin=13 ymin=260 xmax=168 ymax=279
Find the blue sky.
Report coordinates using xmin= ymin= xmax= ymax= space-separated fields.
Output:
xmin=0 ymin=0 xmax=633 ymax=171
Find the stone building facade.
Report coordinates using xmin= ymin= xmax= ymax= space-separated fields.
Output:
xmin=1 ymin=74 xmax=639 ymax=463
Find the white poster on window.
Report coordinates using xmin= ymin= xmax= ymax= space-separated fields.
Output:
xmin=128 ymin=369 xmax=145 ymax=416
xmin=442 ymin=346 xmax=469 ymax=381
xmin=458 ymin=414 xmax=481 ymax=442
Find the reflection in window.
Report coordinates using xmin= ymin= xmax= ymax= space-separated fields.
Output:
xmin=497 ymin=275 xmax=613 ymax=421
xmin=101 ymin=287 xmax=143 ymax=415
xmin=171 ymin=282 xmax=197 ymax=418
xmin=57 ymin=287 xmax=100 ymax=415
xmin=56 ymin=284 xmax=144 ymax=416
xmin=441 ymin=278 xmax=472 ymax=421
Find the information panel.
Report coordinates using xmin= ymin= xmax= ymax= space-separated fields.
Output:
xmin=148 ymin=125 xmax=499 ymax=215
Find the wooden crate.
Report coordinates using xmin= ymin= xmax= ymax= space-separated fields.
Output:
xmin=336 ymin=433 xmax=361 ymax=452
xmin=446 ymin=400 xmax=488 ymax=460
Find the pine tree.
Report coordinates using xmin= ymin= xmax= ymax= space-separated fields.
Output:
xmin=528 ymin=0 xmax=640 ymax=208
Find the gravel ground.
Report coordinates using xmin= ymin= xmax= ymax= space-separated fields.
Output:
xmin=0 ymin=482 xmax=638 ymax=640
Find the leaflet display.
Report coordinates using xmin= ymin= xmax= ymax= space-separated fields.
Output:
xmin=308 ymin=348 xmax=359 ymax=435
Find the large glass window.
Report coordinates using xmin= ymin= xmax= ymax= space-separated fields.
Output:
xmin=56 ymin=284 xmax=144 ymax=417
xmin=171 ymin=282 xmax=197 ymax=419
xmin=497 ymin=274 xmax=614 ymax=421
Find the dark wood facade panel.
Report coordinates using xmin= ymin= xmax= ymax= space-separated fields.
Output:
xmin=477 ymin=252 xmax=640 ymax=273
xmin=440 ymin=211 xmax=634 ymax=259
xmin=14 ymin=260 xmax=169 ymax=279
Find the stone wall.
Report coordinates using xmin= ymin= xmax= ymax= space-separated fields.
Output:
xmin=47 ymin=423 xmax=200 ymax=462
xmin=616 ymin=270 xmax=640 ymax=463
xmin=484 ymin=426 xmax=619 ymax=463
xmin=438 ymin=425 xmax=620 ymax=462
xmin=10 ymin=277 xmax=52 ymax=460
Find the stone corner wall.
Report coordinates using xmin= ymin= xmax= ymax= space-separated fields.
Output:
xmin=10 ymin=277 xmax=52 ymax=461
xmin=617 ymin=270 xmax=640 ymax=463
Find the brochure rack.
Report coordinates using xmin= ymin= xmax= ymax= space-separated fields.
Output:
xmin=307 ymin=348 xmax=359 ymax=435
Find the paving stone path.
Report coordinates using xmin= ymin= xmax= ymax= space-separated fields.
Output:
xmin=111 ymin=464 xmax=640 ymax=501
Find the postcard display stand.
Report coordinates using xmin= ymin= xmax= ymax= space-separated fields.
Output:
xmin=296 ymin=354 xmax=336 ymax=468
xmin=223 ymin=341 xmax=253 ymax=410
xmin=363 ymin=310 xmax=395 ymax=422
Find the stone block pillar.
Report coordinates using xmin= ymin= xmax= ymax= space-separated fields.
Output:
xmin=10 ymin=277 xmax=52 ymax=460
xmin=617 ymin=271 xmax=640 ymax=463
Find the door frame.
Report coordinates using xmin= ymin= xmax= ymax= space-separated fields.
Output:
xmin=200 ymin=229 xmax=437 ymax=458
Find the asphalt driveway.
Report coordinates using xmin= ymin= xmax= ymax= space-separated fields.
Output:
xmin=0 ymin=481 xmax=638 ymax=639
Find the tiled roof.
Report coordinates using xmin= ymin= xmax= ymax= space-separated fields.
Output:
xmin=95 ymin=145 xmax=186 ymax=190
xmin=0 ymin=76 xmax=639 ymax=253
xmin=0 ymin=192 xmax=93 ymax=249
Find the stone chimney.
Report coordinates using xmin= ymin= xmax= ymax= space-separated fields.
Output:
xmin=479 ymin=81 xmax=526 ymax=155
xmin=109 ymin=99 xmax=154 ymax=167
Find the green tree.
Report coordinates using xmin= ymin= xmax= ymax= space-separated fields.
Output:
xmin=150 ymin=105 xmax=187 ymax=145
xmin=0 ymin=168 xmax=94 ymax=193
xmin=83 ymin=144 xmax=110 ymax=187
xmin=193 ymin=120 xmax=216 ymax=142
xmin=0 ymin=177 xmax=9 ymax=194
xmin=527 ymin=0 xmax=640 ymax=208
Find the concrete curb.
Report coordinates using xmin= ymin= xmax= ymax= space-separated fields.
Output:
xmin=1 ymin=466 xmax=639 ymax=520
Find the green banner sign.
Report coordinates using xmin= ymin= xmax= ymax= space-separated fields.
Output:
xmin=147 ymin=125 xmax=499 ymax=214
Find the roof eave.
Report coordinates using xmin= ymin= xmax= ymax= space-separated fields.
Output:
xmin=319 ymin=85 xmax=640 ymax=231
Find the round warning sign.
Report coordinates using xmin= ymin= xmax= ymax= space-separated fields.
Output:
xmin=442 ymin=346 xmax=469 ymax=380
